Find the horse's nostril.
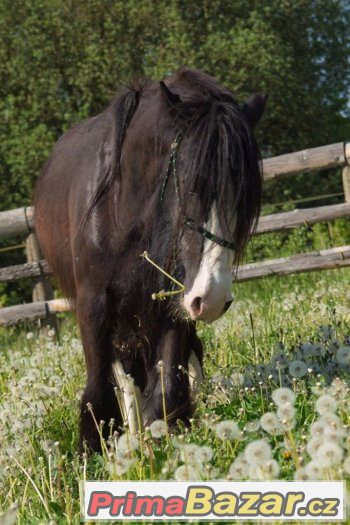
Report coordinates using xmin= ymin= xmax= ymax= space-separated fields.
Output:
xmin=190 ymin=296 xmax=202 ymax=316
xmin=222 ymin=300 xmax=233 ymax=314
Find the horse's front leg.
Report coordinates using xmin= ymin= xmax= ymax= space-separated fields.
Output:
xmin=144 ymin=321 xmax=203 ymax=426
xmin=77 ymin=291 xmax=122 ymax=453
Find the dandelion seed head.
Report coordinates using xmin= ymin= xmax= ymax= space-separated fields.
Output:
xmin=280 ymin=418 xmax=296 ymax=431
xmin=194 ymin=446 xmax=213 ymax=464
xmin=260 ymin=412 xmax=284 ymax=436
xmin=336 ymin=347 xmax=350 ymax=365
xmin=319 ymin=412 xmax=342 ymax=432
xmin=107 ymin=454 xmax=134 ymax=476
xmin=215 ymin=420 xmax=240 ymax=441
xmin=149 ymin=420 xmax=167 ymax=439
xmin=180 ymin=444 xmax=201 ymax=465
xmin=244 ymin=419 xmax=260 ymax=433
xmin=244 ymin=440 xmax=272 ymax=466
xmin=228 ymin=454 xmax=249 ymax=480
xmin=288 ymin=360 xmax=307 ymax=378
xmin=248 ymin=459 xmax=280 ymax=480
xmin=310 ymin=420 xmax=325 ymax=438
xmin=174 ymin=465 xmax=199 ymax=481
xmin=304 ymin=461 xmax=323 ymax=479
xmin=306 ymin=436 xmax=324 ymax=459
xmin=231 ymin=372 xmax=244 ymax=387
xmin=271 ymin=387 xmax=295 ymax=407
xmin=117 ymin=434 xmax=139 ymax=454
xmin=315 ymin=395 xmax=337 ymax=415
xmin=294 ymin=467 xmax=311 ymax=480
xmin=277 ymin=403 xmax=295 ymax=421
xmin=316 ymin=442 xmax=343 ymax=467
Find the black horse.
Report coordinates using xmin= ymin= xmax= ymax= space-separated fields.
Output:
xmin=33 ymin=67 xmax=266 ymax=452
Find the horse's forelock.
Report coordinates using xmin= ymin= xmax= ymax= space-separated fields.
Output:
xmin=160 ymin=69 xmax=262 ymax=265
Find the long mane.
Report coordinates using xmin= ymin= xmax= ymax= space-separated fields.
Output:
xmin=163 ymin=68 xmax=262 ymax=266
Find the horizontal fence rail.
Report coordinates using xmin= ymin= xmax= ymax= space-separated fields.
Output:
xmin=256 ymin=202 xmax=350 ymax=234
xmin=1 ymin=201 xmax=350 ymax=285
xmin=0 ymin=299 xmax=70 ymax=326
xmin=263 ymin=142 xmax=350 ymax=180
xmin=2 ymin=200 xmax=350 ymax=246
xmin=235 ymin=245 xmax=350 ymax=282
xmin=0 ymin=206 xmax=34 ymax=239
xmin=0 ymin=260 xmax=50 ymax=282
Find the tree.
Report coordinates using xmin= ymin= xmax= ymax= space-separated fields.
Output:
xmin=0 ymin=0 xmax=349 ymax=212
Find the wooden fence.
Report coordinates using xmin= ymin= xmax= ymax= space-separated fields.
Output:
xmin=0 ymin=141 xmax=349 ymax=326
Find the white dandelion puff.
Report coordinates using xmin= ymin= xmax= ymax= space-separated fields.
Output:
xmin=215 ymin=420 xmax=240 ymax=441
xmin=248 ymin=459 xmax=280 ymax=481
xmin=319 ymin=412 xmax=343 ymax=433
xmin=329 ymin=378 xmax=348 ymax=401
xmin=231 ymin=372 xmax=245 ymax=387
xmin=117 ymin=434 xmax=139 ymax=454
xmin=244 ymin=419 xmax=260 ymax=433
xmin=294 ymin=468 xmax=311 ymax=481
xmin=271 ymin=387 xmax=295 ymax=407
xmin=306 ymin=436 xmax=324 ymax=459
xmin=228 ymin=454 xmax=249 ymax=480
xmin=270 ymin=352 xmax=289 ymax=370
xmin=277 ymin=403 xmax=295 ymax=421
xmin=323 ymin=426 xmax=346 ymax=442
xmin=288 ymin=360 xmax=307 ymax=378
xmin=318 ymin=325 xmax=336 ymax=342
xmin=149 ymin=420 xmax=167 ymax=439
xmin=315 ymin=395 xmax=337 ymax=415
xmin=174 ymin=465 xmax=199 ymax=481
xmin=310 ymin=420 xmax=325 ymax=438
xmin=336 ymin=347 xmax=350 ymax=366
xmin=108 ymin=455 xmax=134 ymax=476
xmin=280 ymin=418 xmax=296 ymax=431
xmin=316 ymin=442 xmax=343 ymax=468
xmin=194 ymin=446 xmax=213 ymax=464
xmin=260 ymin=412 xmax=284 ymax=436
xmin=304 ymin=461 xmax=323 ymax=480
xmin=244 ymin=440 xmax=272 ymax=466
xmin=180 ymin=444 xmax=201 ymax=465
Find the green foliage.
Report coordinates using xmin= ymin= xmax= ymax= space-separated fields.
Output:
xmin=246 ymin=218 xmax=350 ymax=263
xmin=0 ymin=0 xmax=349 ymax=212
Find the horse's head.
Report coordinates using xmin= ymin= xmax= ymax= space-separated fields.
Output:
xmin=152 ymin=69 xmax=266 ymax=323
xmin=107 ymin=68 xmax=266 ymax=323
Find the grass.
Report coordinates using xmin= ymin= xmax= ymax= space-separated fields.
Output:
xmin=0 ymin=268 xmax=350 ymax=524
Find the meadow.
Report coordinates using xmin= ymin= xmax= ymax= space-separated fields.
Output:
xmin=0 ymin=267 xmax=350 ymax=524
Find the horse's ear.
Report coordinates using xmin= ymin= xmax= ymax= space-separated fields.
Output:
xmin=242 ymin=93 xmax=268 ymax=128
xmin=159 ymin=81 xmax=181 ymax=106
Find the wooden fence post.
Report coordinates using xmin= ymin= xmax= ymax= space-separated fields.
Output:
xmin=343 ymin=166 xmax=350 ymax=204
xmin=25 ymin=232 xmax=56 ymax=329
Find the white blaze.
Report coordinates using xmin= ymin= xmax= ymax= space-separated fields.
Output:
xmin=183 ymin=203 xmax=234 ymax=322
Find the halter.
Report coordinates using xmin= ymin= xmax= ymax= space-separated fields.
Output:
xmin=160 ymin=135 xmax=236 ymax=251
